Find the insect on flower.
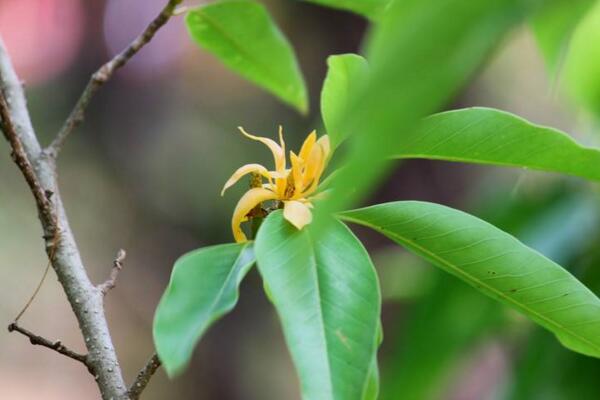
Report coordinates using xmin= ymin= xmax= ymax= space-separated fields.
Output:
xmin=221 ymin=127 xmax=331 ymax=242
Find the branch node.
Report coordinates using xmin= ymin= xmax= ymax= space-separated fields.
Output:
xmin=99 ymin=249 xmax=126 ymax=295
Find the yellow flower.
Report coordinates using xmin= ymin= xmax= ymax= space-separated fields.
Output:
xmin=222 ymin=127 xmax=331 ymax=242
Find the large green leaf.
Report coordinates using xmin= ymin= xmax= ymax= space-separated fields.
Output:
xmin=395 ymin=107 xmax=600 ymax=181
xmin=153 ymin=243 xmax=254 ymax=376
xmin=381 ymin=191 xmax=599 ymax=400
xmin=255 ymin=211 xmax=381 ymax=400
xmin=321 ymin=54 xmax=369 ymax=149
xmin=563 ymin=0 xmax=600 ymax=114
xmin=315 ymin=0 xmax=538 ymax=225
xmin=340 ymin=201 xmax=600 ymax=358
xmin=186 ymin=1 xmax=308 ymax=113
xmin=302 ymin=0 xmax=390 ymax=19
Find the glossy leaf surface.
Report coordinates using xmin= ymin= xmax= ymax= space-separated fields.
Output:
xmin=396 ymin=107 xmax=600 ymax=181
xmin=341 ymin=201 xmax=600 ymax=358
xmin=255 ymin=211 xmax=381 ymax=400
xmin=186 ymin=1 xmax=308 ymax=113
xmin=153 ymin=243 xmax=254 ymax=376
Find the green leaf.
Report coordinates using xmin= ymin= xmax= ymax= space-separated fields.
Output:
xmin=255 ymin=211 xmax=381 ymax=400
xmin=302 ymin=0 xmax=390 ymax=19
xmin=395 ymin=107 xmax=600 ymax=181
xmin=563 ymin=1 xmax=600 ymax=114
xmin=153 ymin=243 xmax=254 ymax=376
xmin=321 ymin=54 xmax=369 ymax=149
xmin=362 ymin=322 xmax=383 ymax=400
xmin=340 ymin=201 xmax=600 ymax=358
xmin=315 ymin=0 xmax=537 ymax=226
xmin=185 ymin=1 xmax=308 ymax=113
xmin=531 ymin=0 xmax=595 ymax=75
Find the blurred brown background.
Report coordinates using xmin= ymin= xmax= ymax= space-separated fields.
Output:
xmin=1 ymin=0 xmax=596 ymax=399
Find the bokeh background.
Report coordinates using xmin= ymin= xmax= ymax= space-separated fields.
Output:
xmin=1 ymin=0 xmax=600 ymax=399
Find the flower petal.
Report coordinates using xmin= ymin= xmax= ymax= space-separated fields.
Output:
xmin=290 ymin=151 xmax=304 ymax=194
xmin=301 ymin=141 xmax=325 ymax=190
xmin=298 ymin=130 xmax=317 ymax=161
xmin=283 ymin=200 xmax=313 ymax=230
xmin=238 ymin=127 xmax=286 ymax=171
xmin=300 ymin=135 xmax=332 ymax=197
xmin=232 ymin=187 xmax=278 ymax=242
xmin=221 ymin=163 xmax=271 ymax=196
xmin=278 ymin=125 xmax=286 ymax=156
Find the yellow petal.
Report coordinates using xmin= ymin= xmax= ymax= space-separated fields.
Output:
xmin=221 ymin=163 xmax=271 ymax=196
xmin=299 ymin=130 xmax=317 ymax=161
xmin=283 ymin=200 xmax=313 ymax=230
xmin=231 ymin=187 xmax=278 ymax=242
xmin=279 ymin=125 xmax=286 ymax=156
xmin=238 ymin=126 xmax=286 ymax=171
xmin=299 ymin=135 xmax=332 ymax=196
xmin=290 ymin=151 xmax=304 ymax=194
xmin=302 ymin=141 xmax=325 ymax=189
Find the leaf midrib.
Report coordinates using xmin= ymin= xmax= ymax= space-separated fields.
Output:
xmin=305 ymin=229 xmax=335 ymax=400
xmin=340 ymin=215 xmax=600 ymax=355
xmin=192 ymin=8 xmax=301 ymax=103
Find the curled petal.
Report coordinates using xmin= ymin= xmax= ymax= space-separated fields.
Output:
xmin=221 ymin=163 xmax=271 ymax=196
xmin=302 ymin=141 xmax=325 ymax=190
xmin=283 ymin=200 xmax=313 ymax=230
xmin=231 ymin=188 xmax=278 ymax=242
xmin=278 ymin=125 xmax=286 ymax=156
xmin=300 ymin=135 xmax=331 ymax=197
xmin=238 ymin=127 xmax=286 ymax=171
xmin=290 ymin=151 xmax=304 ymax=194
xmin=299 ymin=130 xmax=317 ymax=161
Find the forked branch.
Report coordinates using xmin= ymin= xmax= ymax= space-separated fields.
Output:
xmin=48 ymin=0 xmax=183 ymax=156
xmin=1 ymin=1 xmax=182 ymax=398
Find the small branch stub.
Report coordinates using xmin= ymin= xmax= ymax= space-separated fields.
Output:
xmin=99 ymin=249 xmax=126 ymax=295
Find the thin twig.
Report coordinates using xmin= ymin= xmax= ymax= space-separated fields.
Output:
xmin=127 ymin=353 xmax=162 ymax=400
xmin=48 ymin=0 xmax=183 ymax=157
xmin=99 ymin=249 xmax=126 ymax=295
xmin=0 ymin=91 xmax=54 ymax=228
xmin=8 ymin=322 xmax=89 ymax=366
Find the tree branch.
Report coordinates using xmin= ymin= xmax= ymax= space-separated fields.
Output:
xmin=1 ymin=37 xmax=128 ymax=399
xmin=47 ymin=0 xmax=183 ymax=157
xmin=1 ymin=1 xmax=181 ymax=397
xmin=99 ymin=249 xmax=126 ymax=295
xmin=8 ymin=322 xmax=89 ymax=367
xmin=128 ymin=353 xmax=162 ymax=400
xmin=0 ymin=89 xmax=55 ymax=229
